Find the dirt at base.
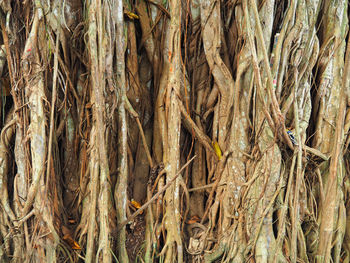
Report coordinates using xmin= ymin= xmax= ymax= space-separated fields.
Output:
xmin=126 ymin=214 xmax=146 ymax=261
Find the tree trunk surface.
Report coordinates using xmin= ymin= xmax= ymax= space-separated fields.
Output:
xmin=0 ymin=0 xmax=349 ymax=262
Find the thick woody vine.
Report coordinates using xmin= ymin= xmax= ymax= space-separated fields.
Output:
xmin=0 ymin=1 xmax=349 ymax=263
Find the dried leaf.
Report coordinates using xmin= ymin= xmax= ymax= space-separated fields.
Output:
xmin=211 ymin=140 xmax=222 ymax=160
xmin=131 ymin=199 xmax=142 ymax=209
xmin=187 ymin=215 xmax=200 ymax=224
xmin=63 ymin=234 xmax=81 ymax=250
xmin=130 ymin=199 xmax=143 ymax=215
xmin=124 ymin=11 xmax=139 ymax=20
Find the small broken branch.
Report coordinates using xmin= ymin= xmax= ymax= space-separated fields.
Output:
xmin=179 ymin=100 xmax=217 ymax=157
xmin=116 ymin=155 xmax=196 ymax=231
xmin=125 ymin=95 xmax=154 ymax=167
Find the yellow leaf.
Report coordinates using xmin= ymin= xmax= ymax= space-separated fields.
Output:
xmin=131 ymin=199 xmax=142 ymax=209
xmin=71 ymin=241 xmax=81 ymax=250
xmin=63 ymin=234 xmax=81 ymax=250
xmin=131 ymin=199 xmax=143 ymax=214
xmin=212 ymin=140 xmax=222 ymax=160
xmin=124 ymin=11 xmax=139 ymax=20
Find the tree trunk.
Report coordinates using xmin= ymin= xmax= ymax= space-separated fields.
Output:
xmin=0 ymin=0 xmax=349 ymax=262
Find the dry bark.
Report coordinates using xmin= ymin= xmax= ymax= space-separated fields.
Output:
xmin=0 ymin=0 xmax=349 ymax=262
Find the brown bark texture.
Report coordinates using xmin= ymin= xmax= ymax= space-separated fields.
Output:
xmin=0 ymin=0 xmax=350 ymax=262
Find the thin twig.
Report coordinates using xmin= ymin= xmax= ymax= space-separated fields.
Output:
xmin=117 ymin=155 xmax=196 ymax=231
xmin=125 ymin=96 xmax=153 ymax=167
xmin=188 ymin=182 xmax=226 ymax=192
xmin=46 ymin=27 xmax=60 ymax=186
xmin=179 ymin=101 xmax=217 ymax=157
xmin=200 ymin=152 xmax=229 ymax=224
xmin=145 ymin=0 xmax=171 ymax=18
xmin=303 ymin=145 xmax=329 ymax=161
xmin=291 ymin=70 xmax=303 ymax=262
